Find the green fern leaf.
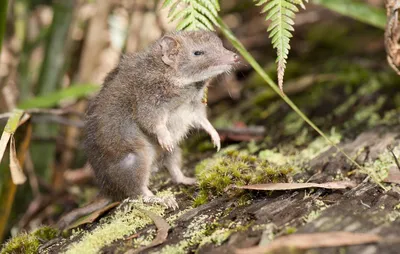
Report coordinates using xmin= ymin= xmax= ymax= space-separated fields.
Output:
xmin=255 ymin=0 xmax=307 ymax=93
xmin=163 ymin=0 xmax=220 ymax=31
xmin=162 ymin=0 xmax=175 ymax=8
xmin=167 ymin=0 xmax=183 ymax=18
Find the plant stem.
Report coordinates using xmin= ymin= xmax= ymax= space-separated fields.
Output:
xmin=0 ymin=0 xmax=8 ymax=55
xmin=36 ymin=0 xmax=74 ymax=95
xmin=217 ymin=17 xmax=364 ymax=171
xmin=32 ymin=0 xmax=74 ymax=181
xmin=15 ymin=0 xmax=30 ymax=100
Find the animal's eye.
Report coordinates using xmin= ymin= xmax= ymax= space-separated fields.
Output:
xmin=193 ymin=51 xmax=204 ymax=56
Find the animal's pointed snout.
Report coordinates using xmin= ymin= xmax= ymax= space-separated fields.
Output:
xmin=221 ymin=49 xmax=239 ymax=65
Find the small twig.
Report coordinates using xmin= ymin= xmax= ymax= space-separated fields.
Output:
xmin=0 ymin=108 xmax=83 ymax=120
xmin=387 ymin=145 xmax=400 ymax=171
xmin=31 ymin=115 xmax=84 ymax=128
xmin=26 ymin=108 xmax=83 ymax=117
xmin=25 ymin=152 xmax=40 ymax=197
xmin=360 ymin=200 xmax=371 ymax=209
xmin=217 ymin=126 xmax=265 ymax=136
xmin=0 ymin=112 xmax=12 ymax=119
xmin=18 ymin=195 xmax=53 ymax=230
xmin=217 ymin=126 xmax=266 ymax=141
xmin=125 ymin=233 xmax=140 ymax=241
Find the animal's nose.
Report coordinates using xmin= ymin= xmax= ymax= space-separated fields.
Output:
xmin=233 ymin=54 xmax=239 ymax=63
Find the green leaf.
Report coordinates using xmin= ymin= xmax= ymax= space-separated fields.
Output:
xmin=313 ymin=0 xmax=386 ymax=30
xmin=162 ymin=0 xmax=174 ymax=8
xmin=255 ymin=0 xmax=305 ymax=92
xmin=18 ymin=84 xmax=99 ymax=109
xmin=163 ymin=0 xmax=220 ymax=31
xmin=4 ymin=109 xmax=24 ymax=134
xmin=168 ymin=0 xmax=183 ymax=18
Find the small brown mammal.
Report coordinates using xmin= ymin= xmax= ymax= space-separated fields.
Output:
xmin=84 ymin=30 xmax=238 ymax=208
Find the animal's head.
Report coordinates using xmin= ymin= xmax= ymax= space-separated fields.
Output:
xmin=158 ymin=31 xmax=239 ymax=84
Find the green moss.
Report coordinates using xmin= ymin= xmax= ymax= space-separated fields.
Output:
xmin=299 ymin=128 xmax=341 ymax=159
xmin=193 ymin=191 xmax=209 ymax=207
xmin=1 ymin=226 xmax=59 ymax=254
xmin=198 ymin=224 xmax=246 ymax=248
xmin=236 ymin=194 xmax=252 ymax=207
xmin=166 ymin=207 xmax=194 ymax=227
xmin=283 ymin=112 xmax=305 ymax=136
xmin=346 ymin=96 xmax=386 ymax=129
xmin=156 ymin=214 xmax=215 ymax=254
xmin=284 ymin=226 xmax=297 ymax=235
xmin=362 ymin=145 xmax=400 ymax=187
xmin=156 ymin=213 xmax=247 ymax=254
xmin=258 ymin=149 xmax=288 ymax=166
xmin=64 ymin=192 xmax=171 ymax=254
xmin=294 ymin=129 xmax=310 ymax=146
xmin=303 ymin=210 xmax=322 ymax=223
xmin=133 ymin=228 xmax=155 ymax=248
xmin=334 ymin=95 xmax=358 ymax=116
xmin=197 ymin=140 xmax=214 ymax=152
xmin=258 ymin=128 xmax=342 ymax=172
xmin=194 ymin=150 xmax=293 ymax=205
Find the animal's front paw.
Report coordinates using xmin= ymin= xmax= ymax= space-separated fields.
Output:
xmin=143 ymin=195 xmax=179 ymax=210
xmin=175 ymin=176 xmax=197 ymax=185
xmin=210 ymin=131 xmax=221 ymax=152
xmin=158 ymin=134 xmax=174 ymax=152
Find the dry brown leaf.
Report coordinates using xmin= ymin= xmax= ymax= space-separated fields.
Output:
xmin=0 ymin=132 xmax=11 ymax=167
xmin=0 ymin=109 xmax=24 ymax=169
xmin=7 ymin=114 xmax=32 ymax=185
xmin=125 ymin=208 xmax=170 ymax=254
xmin=9 ymin=135 xmax=26 ymax=184
xmin=18 ymin=113 xmax=31 ymax=127
xmin=0 ymin=114 xmax=30 ymax=241
xmin=67 ymin=202 xmax=120 ymax=230
xmin=235 ymin=232 xmax=383 ymax=254
xmin=384 ymin=165 xmax=400 ymax=184
xmin=385 ymin=0 xmax=400 ymax=75
xmin=218 ymin=126 xmax=265 ymax=142
xmin=231 ymin=181 xmax=356 ymax=191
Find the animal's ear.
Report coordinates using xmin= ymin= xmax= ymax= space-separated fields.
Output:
xmin=160 ymin=36 xmax=180 ymax=66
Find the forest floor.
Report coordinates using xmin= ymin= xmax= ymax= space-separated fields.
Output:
xmin=43 ymin=41 xmax=400 ymax=253
xmin=2 ymin=18 xmax=400 ymax=254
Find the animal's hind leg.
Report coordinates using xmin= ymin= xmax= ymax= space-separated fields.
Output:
xmin=117 ymin=146 xmax=178 ymax=209
xmin=163 ymin=147 xmax=196 ymax=185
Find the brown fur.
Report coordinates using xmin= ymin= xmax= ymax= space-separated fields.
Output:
xmin=84 ymin=30 xmax=238 ymax=203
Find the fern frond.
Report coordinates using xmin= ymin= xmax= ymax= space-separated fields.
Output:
xmin=255 ymin=0 xmax=307 ymax=93
xmin=163 ymin=0 xmax=220 ymax=31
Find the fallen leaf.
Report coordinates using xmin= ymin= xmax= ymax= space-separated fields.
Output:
xmin=125 ymin=208 xmax=170 ymax=254
xmin=125 ymin=233 xmax=140 ymax=241
xmin=66 ymin=201 xmax=120 ymax=230
xmin=0 ymin=114 xmax=30 ymax=241
xmin=231 ymin=181 xmax=356 ymax=191
xmin=384 ymin=165 xmax=400 ymax=184
xmin=9 ymin=135 xmax=27 ymax=184
xmin=218 ymin=126 xmax=265 ymax=142
xmin=0 ymin=132 xmax=11 ymax=168
xmin=235 ymin=232 xmax=383 ymax=254
xmin=18 ymin=113 xmax=31 ymax=127
xmin=0 ymin=109 xmax=24 ymax=166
